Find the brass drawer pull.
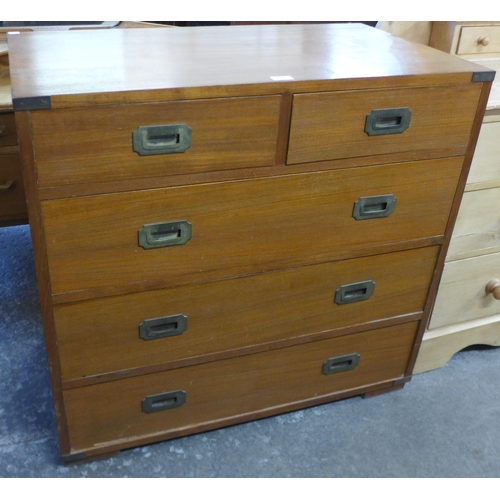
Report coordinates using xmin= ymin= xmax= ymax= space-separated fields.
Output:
xmin=0 ymin=180 xmax=14 ymax=191
xmin=335 ymin=280 xmax=375 ymax=305
xmin=133 ymin=123 xmax=192 ymax=155
xmin=353 ymin=194 xmax=396 ymax=220
xmin=142 ymin=390 xmax=186 ymax=413
xmin=322 ymin=353 xmax=360 ymax=375
xmin=365 ymin=107 xmax=412 ymax=135
xmin=139 ymin=314 xmax=188 ymax=340
xmin=138 ymin=220 xmax=192 ymax=249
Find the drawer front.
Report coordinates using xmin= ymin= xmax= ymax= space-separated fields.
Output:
xmin=0 ymin=152 xmax=27 ymax=222
xmin=55 ymin=246 xmax=438 ymax=381
xmin=287 ymin=84 xmax=481 ymax=165
xmin=42 ymin=157 xmax=462 ymax=297
xmin=63 ymin=322 xmax=417 ymax=451
xmin=447 ymin=187 xmax=500 ymax=259
xmin=0 ymin=113 xmax=17 ymax=148
xmin=457 ymin=26 xmax=500 ymax=55
xmin=429 ymin=252 xmax=500 ymax=329
xmin=467 ymin=119 xmax=500 ymax=186
xmin=31 ymin=96 xmax=281 ymax=188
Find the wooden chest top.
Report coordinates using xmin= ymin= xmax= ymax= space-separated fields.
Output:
xmin=7 ymin=23 xmax=493 ymax=109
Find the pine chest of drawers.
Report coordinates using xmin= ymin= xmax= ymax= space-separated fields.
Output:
xmin=8 ymin=24 xmax=492 ymax=463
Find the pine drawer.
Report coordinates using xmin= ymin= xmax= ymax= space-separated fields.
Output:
xmin=429 ymin=251 xmax=500 ymax=329
xmin=456 ymin=26 xmax=500 ymax=56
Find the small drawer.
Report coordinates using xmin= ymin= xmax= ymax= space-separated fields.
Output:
xmin=0 ymin=113 xmax=17 ymax=147
xmin=467 ymin=119 xmax=500 ymax=186
xmin=447 ymin=187 xmax=500 ymax=260
xmin=457 ymin=26 xmax=500 ymax=55
xmin=54 ymin=246 xmax=438 ymax=382
xmin=30 ymin=96 xmax=281 ymax=188
xmin=287 ymin=84 xmax=481 ymax=165
xmin=429 ymin=252 xmax=500 ymax=329
xmin=41 ymin=157 xmax=462 ymax=297
xmin=0 ymin=152 xmax=27 ymax=223
xmin=62 ymin=322 xmax=417 ymax=452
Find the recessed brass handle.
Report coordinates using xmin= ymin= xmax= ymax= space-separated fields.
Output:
xmin=138 ymin=220 xmax=192 ymax=249
xmin=133 ymin=123 xmax=192 ymax=156
xmin=142 ymin=390 xmax=186 ymax=413
xmin=365 ymin=107 xmax=412 ymax=136
xmin=486 ymin=279 xmax=500 ymax=299
xmin=0 ymin=180 xmax=14 ymax=191
xmin=322 ymin=353 xmax=360 ymax=375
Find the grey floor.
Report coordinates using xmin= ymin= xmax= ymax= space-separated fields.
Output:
xmin=2 ymin=224 xmax=500 ymax=478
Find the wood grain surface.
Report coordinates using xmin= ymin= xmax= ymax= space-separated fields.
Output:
xmin=41 ymin=157 xmax=463 ymax=299
xmin=429 ymin=251 xmax=500 ymax=329
xmin=54 ymin=246 xmax=438 ymax=382
xmin=288 ymin=84 xmax=481 ymax=164
xmin=32 ymin=96 xmax=281 ymax=188
xmin=63 ymin=322 xmax=417 ymax=453
xmin=7 ymin=24 xmax=487 ymax=108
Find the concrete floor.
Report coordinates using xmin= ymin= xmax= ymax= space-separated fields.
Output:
xmin=2 ymin=224 xmax=500 ymax=477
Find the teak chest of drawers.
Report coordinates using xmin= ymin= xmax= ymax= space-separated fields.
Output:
xmin=7 ymin=24 xmax=492 ymax=463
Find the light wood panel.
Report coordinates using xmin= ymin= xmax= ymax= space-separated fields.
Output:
xmin=447 ymin=187 xmax=500 ymax=260
xmin=63 ymin=322 xmax=417 ymax=453
xmin=287 ymin=84 xmax=481 ymax=165
xmin=466 ymin=118 xmax=500 ymax=186
xmin=415 ymin=315 xmax=500 ymax=373
xmin=429 ymin=251 xmax=500 ymax=329
xmin=457 ymin=26 xmax=500 ymax=55
xmin=54 ymin=246 xmax=438 ymax=382
xmin=41 ymin=158 xmax=463 ymax=299
xmin=32 ymin=96 xmax=281 ymax=188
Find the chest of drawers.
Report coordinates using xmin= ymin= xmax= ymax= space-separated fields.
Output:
xmin=414 ymin=22 xmax=500 ymax=372
xmin=8 ymin=24 xmax=492 ymax=463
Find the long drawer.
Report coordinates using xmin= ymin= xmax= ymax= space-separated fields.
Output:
xmin=31 ymin=96 xmax=281 ymax=188
xmin=62 ymin=322 xmax=417 ymax=452
xmin=429 ymin=251 xmax=500 ymax=329
xmin=287 ymin=84 xmax=481 ymax=164
xmin=42 ymin=158 xmax=462 ymax=297
xmin=55 ymin=246 xmax=438 ymax=382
